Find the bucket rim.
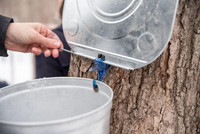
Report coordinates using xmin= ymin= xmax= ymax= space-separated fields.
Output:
xmin=0 ymin=77 xmax=113 ymax=127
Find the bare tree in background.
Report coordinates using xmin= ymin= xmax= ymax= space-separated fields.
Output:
xmin=0 ymin=0 xmax=58 ymax=23
xmin=69 ymin=0 xmax=200 ymax=133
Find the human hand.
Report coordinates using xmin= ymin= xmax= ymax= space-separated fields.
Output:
xmin=5 ymin=23 xmax=64 ymax=58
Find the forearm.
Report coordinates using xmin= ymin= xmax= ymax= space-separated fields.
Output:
xmin=0 ymin=15 xmax=13 ymax=57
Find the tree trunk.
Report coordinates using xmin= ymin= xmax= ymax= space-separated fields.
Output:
xmin=68 ymin=0 xmax=200 ymax=133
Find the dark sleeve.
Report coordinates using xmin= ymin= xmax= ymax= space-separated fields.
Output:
xmin=35 ymin=54 xmax=65 ymax=78
xmin=35 ymin=25 xmax=70 ymax=78
xmin=0 ymin=15 xmax=14 ymax=57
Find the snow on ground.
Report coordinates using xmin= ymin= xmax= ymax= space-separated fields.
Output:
xmin=0 ymin=51 xmax=34 ymax=85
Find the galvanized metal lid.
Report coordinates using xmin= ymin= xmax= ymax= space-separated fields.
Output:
xmin=62 ymin=0 xmax=179 ymax=70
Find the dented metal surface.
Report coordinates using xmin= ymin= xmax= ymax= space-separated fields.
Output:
xmin=63 ymin=0 xmax=179 ymax=69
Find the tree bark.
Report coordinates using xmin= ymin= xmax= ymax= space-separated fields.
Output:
xmin=69 ymin=0 xmax=200 ymax=133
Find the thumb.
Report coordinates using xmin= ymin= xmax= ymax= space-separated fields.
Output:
xmin=34 ymin=33 xmax=62 ymax=49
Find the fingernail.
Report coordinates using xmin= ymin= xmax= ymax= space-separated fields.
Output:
xmin=54 ymin=42 xmax=60 ymax=47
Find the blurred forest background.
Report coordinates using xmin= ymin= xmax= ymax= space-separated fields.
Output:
xmin=0 ymin=0 xmax=60 ymax=24
xmin=0 ymin=0 xmax=62 ymax=84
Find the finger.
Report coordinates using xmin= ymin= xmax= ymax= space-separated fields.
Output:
xmin=31 ymin=47 xmax=42 ymax=55
xmin=34 ymin=23 xmax=63 ymax=49
xmin=35 ymin=33 xmax=62 ymax=49
xmin=40 ymin=44 xmax=48 ymax=52
xmin=41 ymin=44 xmax=52 ymax=57
xmin=59 ymin=48 xmax=63 ymax=52
xmin=44 ymin=49 xmax=51 ymax=57
xmin=49 ymin=32 xmax=64 ymax=49
xmin=39 ymin=24 xmax=48 ymax=37
xmin=52 ymin=49 xmax=59 ymax=58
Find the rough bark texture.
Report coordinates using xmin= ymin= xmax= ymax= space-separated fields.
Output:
xmin=69 ymin=0 xmax=200 ymax=133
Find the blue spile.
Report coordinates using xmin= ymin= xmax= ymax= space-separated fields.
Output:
xmin=89 ymin=58 xmax=110 ymax=89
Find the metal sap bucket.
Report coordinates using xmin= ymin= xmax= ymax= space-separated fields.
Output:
xmin=0 ymin=77 xmax=113 ymax=134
